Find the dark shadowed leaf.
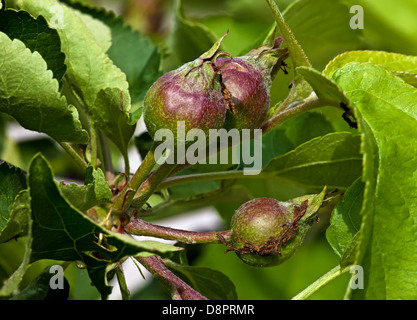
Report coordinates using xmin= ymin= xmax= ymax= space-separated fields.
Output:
xmin=0 ymin=161 xmax=27 ymax=233
xmin=59 ymin=166 xmax=112 ymax=212
xmin=0 ymin=9 xmax=66 ymax=82
xmin=0 ymin=190 xmax=32 ymax=297
xmin=165 ymin=260 xmax=238 ymax=300
xmin=10 ymin=265 xmax=69 ymax=300
xmin=27 ymin=153 xmax=182 ymax=298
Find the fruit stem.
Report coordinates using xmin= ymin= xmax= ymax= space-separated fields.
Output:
xmin=98 ymin=131 xmax=114 ymax=182
xmin=115 ymin=262 xmax=130 ymax=300
xmin=113 ymin=143 xmax=158 ymax=213
xmin=135 ymin=255 xmax=208 ymax=300
xmin=157 ymin=170 xmax=249 ymax=191
xmin=58 ymin=142 xmax=88 ymax=172
xmin=129 ymin=161 xmax=178 ymax=211
xmin=262 ymin=97 xmax=334 ymax=134
xmin=89 ymin=120 xmax=98 ymax=169
xmin=291 ymin=264 xmax=352 ymax=300
xmin=125 ymin=218 xmax=231 ymax=244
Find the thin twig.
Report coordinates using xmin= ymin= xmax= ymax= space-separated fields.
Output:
xmin=157 ymin=170 xmax=249 ymax=191
xmin=262 ymin=98 xmax=334 ymax=134
xmin=291 ymin=264 xmax=352 ymax=300
xmin=59 ymin=142 xmax=88 ymax=171
xmin=113 ymin=143 xmax=158 ymax=213
xmin=98 ymin=131 xmax=114 ymax=181
xmin=115 ymin=262 xmax=130 ymax=300
xmin=136 ymin=255 xmax=208 ymax=300
xmin=129 ymin=161 xmax=177 ymax=212
xmin=124 ymin=218 xmax=231 ymax=244
xmin=89 ymin=120 xmax=98 ymax=168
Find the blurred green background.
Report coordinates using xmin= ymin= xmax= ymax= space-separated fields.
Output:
xmin=2 ymin=0 xmax=417 ymax=300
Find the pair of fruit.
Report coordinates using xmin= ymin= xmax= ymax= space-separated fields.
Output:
xmin=143 ymin=33 xmax=289 ymax=143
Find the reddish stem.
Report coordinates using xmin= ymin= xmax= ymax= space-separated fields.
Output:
xmin=124 ymin=218 xmax=231 ymax=244
xmin=136 ymin=255 xmax=208 ymax=300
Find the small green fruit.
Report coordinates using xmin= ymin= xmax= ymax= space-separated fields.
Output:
xmin=226 ymin=197 xmax=314 ymax=267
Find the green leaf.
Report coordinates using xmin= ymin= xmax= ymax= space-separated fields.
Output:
xmin=27 ymin=153 xmax=182 ymax=298
xmin=0 ymin=33 xmax=89 ymax=143
xmin=17 ymin=0 xmax=135 ymax=157
xmin=332 ymin=62 xmax=417 ymax=299
xmin=265 ymin=0 xmax=364 ymax=107
xmin=0 ymin=190 xmax=30 ymax=244
xmin=92 ymin=87 xmax=134 ymax=160
xmin=0 ymin=190 xmax=32 ymax=297
xmin=261 ymin=0 xmax=362 ymax=107
xmin=10 ymin=265 xmax=69 ymax=300
xmin=0 ymin=161 xmax=27 ymax=233
xmin=265 ymin=0 xmax=313 ymax=106
xmin=326 ymin=178 xmax=364 ymax=258
xmin=262 ymin=132 xmax=362 ymax=191
xmin=324 ymin=51 xmax=417 ymax=78
xmin=296 ymin=66 xmax=357 ymax=128
xmin=59 ymin=0 xmax=163 ymax=105
xmin=292 ymin=185 xmax=327 ymax=220
xmin=231 ymin=112 xmax=335 ymax=210
xmin=72 ymin=8 xmax=111 ymax=53
xmin=265 ymin=0 xmax=310 ymax=70
xmin=28 ymin=154 xmax=183 ymax=262
xmin=262 ymin=112 xmax=335 ymax=167
xmin=297 ymin=66 xmax=350 ymax=107
xmin=347 ymin=118 xmax=378 ymax=299
xmin=59 ymin=166 xmax=112 ymax=212
xmin=283 ymin=0 xmax=363 ymax=70
xmin=0 ymin=9 xmax=66 ymax=82
xmin=128 ymin=102 xmax=144 ymax=126
xmin=339 ymin=232 xmax=361 ymax=269
xmin=324 ymin=50 xmax=417 ymax=86
xmin=162 ymin=0 xmax=221 ymax=71
xmin=165 ymin=260 xmax=238 ymax=300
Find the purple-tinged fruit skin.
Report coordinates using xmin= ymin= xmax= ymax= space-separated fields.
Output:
xmin=216 ymin=57 xmax=270 ymax=130
xmin=215 ymin=37 xmax=289 ymax=130
xmin=143 ymin=34 xmax=289 ymax=143
xmin=144 ymin=62 xmax=226 ymax=143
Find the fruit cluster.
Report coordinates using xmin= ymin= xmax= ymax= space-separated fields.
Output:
xmin=143 ymin=33 xmax=289 ymax=142
xmin=141 ymin=33 xmax=319 ymax=268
